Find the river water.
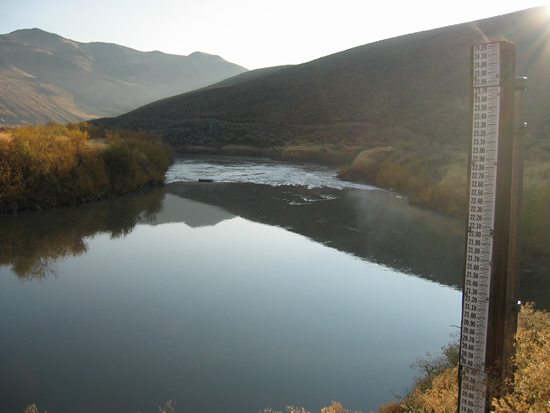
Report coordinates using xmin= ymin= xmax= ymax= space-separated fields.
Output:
xmin=0 ymin=156 xmax=467 ymax=413
xmin=165 ymin=156 xmax=375 ymax=190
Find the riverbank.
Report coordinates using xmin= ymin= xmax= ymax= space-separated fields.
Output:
xmin=172 ymin=143 xmax=360 ymax=166
xmin=169 ymin=145 xmax=550 ymax=287
xmin=200 ymin=139 xmax=550 ymax=286
xmin=0 ymin=123 xmax=173 ymax=213
xmin=379 ymin=302 xmax=550 ymax=413
xmin=167 ymin=179 xmax=550 ymax=309
xmin=0 ymin=176 xmax=462 ymax=413
xmin=2 ymin=157 xmax=549 ymax=412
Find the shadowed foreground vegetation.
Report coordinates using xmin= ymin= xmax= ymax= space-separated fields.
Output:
xmin=0 ymin=123 xmax=173 ymax=212
xmin=378 ymin=302 xmax=550 ymax=413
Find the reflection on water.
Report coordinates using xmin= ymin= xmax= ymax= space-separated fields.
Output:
xmin=0 ymin=161 xmax=546 ymax=413
xmin=167 ymin=182 xmax=467 ymax=288
xmin=0 ymin=187 xmax=462 ymax=413
xmin=1 ymin=181 xmax=467 ymax=288
xmin=0 ymin=188 xmax=166 ymax=280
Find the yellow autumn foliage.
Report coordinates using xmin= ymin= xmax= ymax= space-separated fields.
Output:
xmin=263 ymin=402 xmax=362 ymax=413
xmin=492 ymin=302 xmax=550 ymax=412
xmin=0 ymin=123 xmax=172 ymax=211
xmin=380 ymin=303 xmax=550 ymax=413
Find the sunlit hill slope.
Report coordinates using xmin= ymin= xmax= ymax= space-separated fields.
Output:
xmin=0 ymin=28 xmax=247 ymax=124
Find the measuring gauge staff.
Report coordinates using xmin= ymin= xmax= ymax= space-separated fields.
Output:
xmin=459 ymin=42 xmax=501 ymax=413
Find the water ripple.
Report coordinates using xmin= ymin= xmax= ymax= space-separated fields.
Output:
xmin=166 ymin=156 xmax=375 ymax=190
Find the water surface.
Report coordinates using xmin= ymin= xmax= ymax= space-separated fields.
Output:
xmin=0 ymin=158 xmax=467 ymax=413
xmin=165 ymin=156 xmax=375 ymax=190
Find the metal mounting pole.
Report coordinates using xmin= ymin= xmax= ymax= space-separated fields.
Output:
xmin=502 ymin=76 xmax=527 ymax=382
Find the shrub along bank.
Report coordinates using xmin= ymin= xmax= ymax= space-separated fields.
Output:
xmin=337 ymin=141 xmax=550 ymax=286
xmin=0 ymin=123 xmax=173 ymax=212
xmin=379 ymin=302 xmax=550 ymax=413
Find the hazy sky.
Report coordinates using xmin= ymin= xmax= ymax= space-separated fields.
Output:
xmin=2 ymin=0 xmax=548 ymax=70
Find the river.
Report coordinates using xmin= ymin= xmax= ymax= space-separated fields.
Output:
xmin=1 ymin=156 xmax=469 ymax=413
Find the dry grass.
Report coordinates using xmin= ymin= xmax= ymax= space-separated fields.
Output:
xmin=23 ymin=405 xmax=43 ymax=413
xmin=404 ymin=366 xmax=459 ymax=413
xmin=281 ymin=144 xmax=356 ymax=165
xmin=380 ymin=303 xmax=550 ymax=413
xmin=158 ymin=400 xmax=176 ymax=413
xmin=0 ymin=123 xmax=172 ymax=210
xmin=86 ymin=138 xmax=109 ymax=151
xmin=339 ymin=145 xmax=468 ymax=217
xmin=0 ymin=131 xmax=12 ymax=142
xmin=492 ymin=303 xmax=550 ymax=412
xmin=263 ymin=402 xmax=362 ymax=413
xmin=339 ymin=146 xmax=395 ymax=182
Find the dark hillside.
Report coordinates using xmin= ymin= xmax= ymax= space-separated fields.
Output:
xmin=208 ymin=65 xmax=293 ymax=87
xmin=95 ymin=7 xmax=550 ymax=156
xmin=94 ymin=6 xmax=550 ymax=309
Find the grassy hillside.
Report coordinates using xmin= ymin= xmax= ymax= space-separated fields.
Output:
xmin=93 ymin=7 xmax=550 ymax=204
xmin=95 ymin=7 xmax=550 ymax=150
xmin=0 ymin=29 xmax=247 ymax=123
xmin=0 ymin=61 xmax=94 ymax=124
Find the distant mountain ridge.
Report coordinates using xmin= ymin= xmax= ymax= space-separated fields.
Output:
xmin=94 ymin=6 xmax=550 ymax=158
xmin=0 ymin=28 xmax=247 ymax=124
